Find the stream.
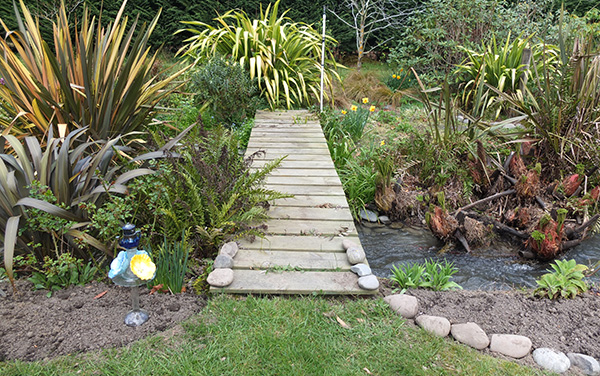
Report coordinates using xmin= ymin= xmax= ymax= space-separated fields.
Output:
xmin=357 ymin=223 xmax=600 ymax=290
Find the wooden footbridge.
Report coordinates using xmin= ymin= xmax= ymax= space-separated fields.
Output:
xmin=210 ymin=110 xmax=376 ymax=295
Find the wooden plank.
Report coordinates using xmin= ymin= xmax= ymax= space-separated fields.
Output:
xmin=210 ymin=270 xmax=376 ymax=295
xmin=252 ymin=154 xmax=334 ymax=162
xmin=247 ymin=142 xmax=328 ymax=150
xmin=252 ymin=168 xmax=339 ymax=177
xmin=239 ymin=234 xmax=360 ymax=252
xmin=271 ymin=195 xmax=350 ymax=208
xmin=246 ymin=148 xmax=330 ymax=155
xmin=233 ymin=249 xmax=351 ymax=270
xmin=265 ymin=185 xmax=345 ymax=195
xmin=265 ymin=219 xmax=356 ymax=235
xmin=268 ymin=206 xmax=354 ymax=221
xmin=266 ymin=176 xmax=342 ymax=186
xmin=249 ymin=133 xmax=326 ymax=139
xmin=252 ymin=160 xmax=336 ymax=169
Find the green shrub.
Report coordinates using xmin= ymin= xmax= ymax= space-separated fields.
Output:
xmin=28 ymin=254 xmax=98 ymax=297
xmin=534 ymin=259 xmax=589 ymax=299
xmin=390 ymin=259 xmax=462 ymax=291
xmin=190 ymin=55 xmax=259 ymax=127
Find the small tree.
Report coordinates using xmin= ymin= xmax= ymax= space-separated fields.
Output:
xmin=330 ymin=0 xmax=422 ymax=69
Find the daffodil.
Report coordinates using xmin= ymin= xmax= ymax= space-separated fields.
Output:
xmin=130 ymin=254 xmax=156 ymax=280
xmin=351 ymin=105 xmax=358 ymax=112
xmin=362 ymin=97 xmax=369 ymax=104
xmin=392 ymin=74 xmax=397 ymax=79
xmin=369 ymin=105 xmax=376 ymax=112
xmin=396 ymin=76 xmax=401 ymax=80
xmin=341 ymin=110 xmax=347 ymax=114
xmin=380 ymin=140 xmax=385 ymax=146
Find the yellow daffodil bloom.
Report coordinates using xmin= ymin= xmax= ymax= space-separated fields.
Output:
xmin=380 ymin=140 xmax=385 ymax=146
xmin=362 ymin=97 xmax=369 ymax=104
xmin=341 ymin=110 xmax=347 ymax=114
xmin=130 ymin=254 xmax=156 ymax=280
xmin=351 ymin=105 xmax=358 ymax=112
xmin=396 ymin=76 xmax=401 ymax=80
xmin=369 ymin=105 xmax=376 ymax=112
xmin=392 ymin=74 xmax=397 ymax=79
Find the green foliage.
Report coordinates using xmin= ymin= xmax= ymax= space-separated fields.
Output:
xmin=534 ymin=259 xmax=588 ymax=299
xmin=339 ymin=158 xmax=377 ymax=219
xmin=391 ymin=259 xmax=462 ymax=291
xmin=190 ymin=55 xmax=259 ymax=127
xmin=28 ymin=254 xmax=98 ymax=297
xmin=149 ymin=236 xmax=190 ymax=294
xmin=179 ymin=0 xmax=341 ymax=109
xmin=0 ymin=0 xmax=185 ymax=140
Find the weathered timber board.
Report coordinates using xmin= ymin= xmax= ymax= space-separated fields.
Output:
xmin=251 ymin=160 xmax=336 ymax=169
xmin=265 ymin=219 xmax=356 ymax=236
xmin=233 ymin=250 xmax=352 ymax=270
xmin=270 ymin=195 xmax=350 ymax=208
xmin=252 ymin=168 xmax=339 ymax=177
xmin=267 ymin=206 xmax=354 ymax=221
xmin=247 ymin=142 xmax=328 ymax=150
xmin=238 ymin=234 xmax=360 ymax=252
xmin=265 ymin=185 xmax=346 ymax=195
xmin=266 ymin=175 xmax=343 ymax=186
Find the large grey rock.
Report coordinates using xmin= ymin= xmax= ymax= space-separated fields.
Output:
xmin=567 ymin=353 xmax=600 ymax=375
xmin=213 ymin=254 xmax=234 ymax=269
xmin=347 ymin=247 xmax=366 ymax=264
xmin=451 ymin=322 xmax=489 ymax=350
xmin=350 ymin=263 xmax=372 ymax=277
xmin=342 ymin=239 xmax=359 ymax=250
xmin=383 ymin=294 xmax=419 ymax=319
xmin=207 ymin=268 xmax=234 ymax=287
xmin=359 ymin=208 xmax=379 ymax=223
xmin=533 ymin=348 xmax=571 ymax=374
xmin=415 ymin=315 xmax=451 ymax=337
xmin=219 ymin=242 xmax=238 ymax=258
xmin=489 ymin=334 xmax=532 ymax=358
xmin=358 ymin=275 xmax=379 ymax=290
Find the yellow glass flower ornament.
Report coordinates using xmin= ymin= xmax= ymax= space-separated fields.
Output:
xmin=362 ymin=97 xmax=369 ymax=104
xmin=369 ymin=105 xmax=376 ymax=112
xmin=351 ymin=105 xmax=358 ymax=112
xmin=130 ymin=254 xmax=156 ymax=280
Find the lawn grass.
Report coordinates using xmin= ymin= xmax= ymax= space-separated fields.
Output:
xmin=0 ymin=295 xmax=552 ymax=376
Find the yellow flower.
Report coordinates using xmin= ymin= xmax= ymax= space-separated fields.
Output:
xmin=362 ymin=97 xmax=369 ymax=104
xmin=341 ymin=110 xmax=347 ymax=114
xmin=392 ymin=74 xmax=397 ymax=79
xmin=351 ymin=105 xmax=358 ymax=112
xmin=369 ymin=105 xmax=376 ymax=112
xmin=130 ymin=254 xmax=156 ymax=280
xmin=396 ymin=76 xmax=401 ymax=80
xmin=380 ymin=140 xmax=385 ymax=146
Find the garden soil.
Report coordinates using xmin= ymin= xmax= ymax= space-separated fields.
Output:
xmin=1 ymin=279 xmax=600 ymax=372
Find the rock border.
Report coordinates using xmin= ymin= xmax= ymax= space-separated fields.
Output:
xmin=384 ymin=292 xmax=600 ymax=375
xmin=206 ymin=242 xmax=238 ymax=287
xmin=343 ymin=239 xmax=380 ymax=291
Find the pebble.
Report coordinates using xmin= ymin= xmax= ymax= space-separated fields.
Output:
xmin=533 ymin=348 xmax=571 ymax=374
xmin=167 ymin=303 xmax=181 ymax=312
xmin=213 ymin=254 xmax=234 ymax=269
xmin=341 ymin=239 xmax=359 ymax=250
xmin=346 ymin=247 xmax=366 ymax=264
xmin=378 ymin=215 xmax=391 ymax=225
xmin=357 ymin=275 xmax=379 ymax=290
xmin=359 ymin=208 xmax=379 ymax=223
xmin=350 ymin=263 xmax=372 ymax=277
xmin=415 ymin=315 xmax=451 ymax=337
xmin=383 ymin=294 xmax=419 ymax=319
xmin=219 ymin=242 xmax=238 ymax=258
xmin=451 ymin=322 xmax=490 ymax=350
xmin=207 ymin=268 xmax=234 ymax=287
xmin=567 ymin=353 xmax=600 ymax=375
xmin=489 ymin=334 xmax=532 ymax=358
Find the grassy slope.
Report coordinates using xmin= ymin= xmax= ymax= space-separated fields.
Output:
xmin=0 ymin=295 xmax=552 ymax=376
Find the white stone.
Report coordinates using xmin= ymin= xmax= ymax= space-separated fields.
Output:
xmin=489 ymin=334 xmax=532 ymax=358
xmin=378 ymin=215 xmax=391 ymax=225
xmin=350 ymin=263 xmax=372 ymax=277
xmin=567 ymin=353 xmax=600 ymax=375
xmin=359 ymin=208 xmax=379 ymax=223
xmin=213 ymin=254 xmax=234 ymax=269
xmin=347 ymin=247 xmax=366 ymax=264
xmin=533 ymin=348 xmax=571 ymax=374
xmin=219 ymin=242 xmax=238 ymax=258
xmin=383 ymin=294 xmax=419 ymax=319
xmin=415 ymin=315 xmax=451 ymax=337
xmin=207 ymin=268 xmax=234 ymax=287
xmin=342 ymin=238 xmax=359 ymax=250
xmin=451 ymin=322 xmax=489 ymax=350
xmin=357 ymin=275 xmax=379 ymax=290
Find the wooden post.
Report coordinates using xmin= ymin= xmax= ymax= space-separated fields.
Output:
xmin=519 ymin=48 xmax=532 ymax=92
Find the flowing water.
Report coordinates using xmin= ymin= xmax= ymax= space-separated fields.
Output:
xmin=357 ymin=223 xmax=600 ymax=290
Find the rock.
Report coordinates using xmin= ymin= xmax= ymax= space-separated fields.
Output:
xmin=383 ymin=294 xmax=419 ymax=319
xmin=451 ymin=322 xmax=489 ymax=350
xmin=350 ymin=263 xmax=372 ymax=277
xmin=219 ymin=242 xmax=238 ymax=258
xmin=167 ymin=303 xmax=181 ymax=312
xmin=489 ymin=334 xmax=532 ymax=358
xmin=415 ymin=315 xmax=451 ymax=337
xmin=357 ymin=275 xmax=379 ymax=290
xmin=347 ymin=247 xmax=366 ymax=264
xmin=214 ymin=254 xmax=234 ymax=269
xmin=342 ymin=239 xmax=359 ymax=250
xmin=207 ymin=268 xmax=234 ymax=287
xmin=533 ymin=348 xmax=571 ymax=374
xmin=359 ymin=208 xmax=378 ymax=223
xmin=567 ymin=353 xmax=600 ymax=375
xmin=378 ymin=215 xmax=391 ymax=225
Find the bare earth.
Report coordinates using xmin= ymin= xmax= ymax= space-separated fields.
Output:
xmin=1 ymin=279 xmax=599 ymax=374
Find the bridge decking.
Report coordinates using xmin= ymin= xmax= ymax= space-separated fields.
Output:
xmin=211 ymin=110 xmax=375 ymax=295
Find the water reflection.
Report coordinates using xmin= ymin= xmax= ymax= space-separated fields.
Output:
xmin=357 ymin=223 xmax=600 ymax=290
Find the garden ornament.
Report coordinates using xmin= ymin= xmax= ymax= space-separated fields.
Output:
xmin=108 ymin=223 xmax=156 ymax=327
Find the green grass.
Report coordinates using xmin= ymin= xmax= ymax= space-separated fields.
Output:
xmin=0 ymin=295 xmax=551 ymax=375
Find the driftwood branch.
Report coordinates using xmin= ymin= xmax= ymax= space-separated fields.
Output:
xmin=565 ymin=214 xmax=600 ymax=239
xmin=454 ymin=189 xmax=516 ymax=215
xmin=454 ymin=229 xmax=471 ymax=253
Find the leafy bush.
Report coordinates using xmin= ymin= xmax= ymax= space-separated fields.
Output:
xmin=0 ymin=0 xmax=184 ymax=140
xmin=391 ymin=259 xmax=462 ymax=291
xmin=179 ymin=0 xmax=341 ymax=109
xmin=149 ymin=236 xmax=190 ymax=294
xmin=28 ymin=254 xmax=98 ymax=297
xmin=534 ymin=259 xmax=588 ymax=299
xmin=190 ymin=55 xmax=259 ymax=127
